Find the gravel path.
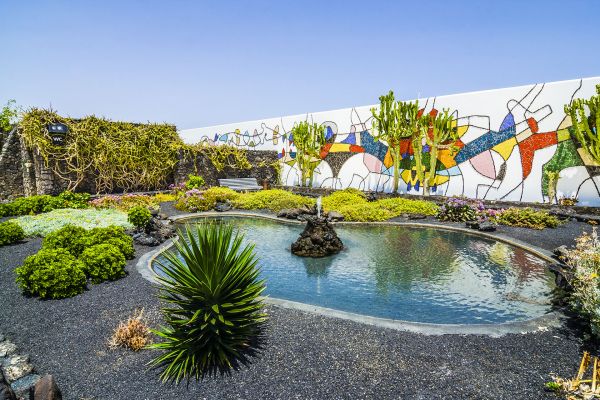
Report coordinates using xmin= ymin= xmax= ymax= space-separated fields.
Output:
xmin=0 ymin=208 xmax=595 ymax=399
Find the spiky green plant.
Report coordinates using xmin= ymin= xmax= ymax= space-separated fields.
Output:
xmin=291 ymin=121 xmax=326 ymax=187
xmin=424 ymin=109 xmax=458 ymax=194
xmin=565 ymin=84 xmax=600 ymax=164
xmin=371 ymin=91 xmax=403 ymax=193
xmin=149 ymin=222 xmax=267 ymax=384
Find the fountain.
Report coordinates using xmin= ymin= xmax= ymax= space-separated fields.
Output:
xmin=291 ymin=196 xmax=344 ymax=258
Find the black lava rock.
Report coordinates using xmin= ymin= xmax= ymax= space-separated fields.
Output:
xmin=291 ymin=216 xmax=343 ymax=257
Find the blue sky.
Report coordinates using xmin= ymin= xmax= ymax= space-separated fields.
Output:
xmin=1 ymin=0 xmax=599 ymax=129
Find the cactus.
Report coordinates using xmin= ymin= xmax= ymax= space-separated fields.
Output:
xmin=424 ymin=109 xmax=458 ymax=194
xmin=291 ymin=121 xmax=326 ymax=187
xmin=565 ymin=84 xmax=600 ymax=164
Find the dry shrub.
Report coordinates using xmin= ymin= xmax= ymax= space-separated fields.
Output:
xmin=109 ymin=309 xmax=151 ymax=351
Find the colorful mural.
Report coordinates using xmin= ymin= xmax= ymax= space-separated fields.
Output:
xmin=179 ymin=77 xmax=600 ymax=205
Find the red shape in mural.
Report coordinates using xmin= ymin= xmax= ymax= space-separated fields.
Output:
xmin=518 ymin=132 xmax=558 ymax=178
xmin=526 ymin=117 xmax=539 ymax=133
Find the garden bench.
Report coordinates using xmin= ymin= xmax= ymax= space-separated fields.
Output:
xmin=218 ymin=178 xmax=262 ymax=191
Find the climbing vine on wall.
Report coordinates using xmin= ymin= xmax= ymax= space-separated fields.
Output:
xmin=20 ymin=109 xmax=181 ymax=193
xmin=181 ymin=143 xmax=252 ymax=172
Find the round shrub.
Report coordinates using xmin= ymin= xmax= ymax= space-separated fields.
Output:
xmin=15 ymin=248 xmax=87 ymax=299
xmin=87 ymin=226 xmax=135 ymax=259
xmin=436 ymin=197 xmax=479 ymax=222
xmin=80 ymin=243 xmax=127 ymax=283
xmin=185 ymin=174 xmax=205 ymax=190
xmin=42 ymin=224 xmax=90 ymax=256
xmin=128 ymin=206 xmax=152 ymax=229
xmin=0 ymin=221 xmax=25 ymax=246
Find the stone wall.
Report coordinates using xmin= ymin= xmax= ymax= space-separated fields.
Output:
xmin=0 ymin=128 xmax=25 ymax=200
xmin=0 ymin=130 xmax=279 ymax=199
xmin=174 ymin=150 xmax=279 ymax=187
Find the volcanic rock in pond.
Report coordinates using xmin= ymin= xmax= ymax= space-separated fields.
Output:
xmin=291 ymin=215 xmax=343 ymax=258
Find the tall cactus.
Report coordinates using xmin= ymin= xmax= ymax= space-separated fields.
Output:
xmin=371 ymin=91 xmax=424 ymax=193
xmin=424 ymin=109 xmax=458 ymax=194
xmin=291 ymin=121 xmax=326 ymax=187
xmin=565 ymin=84 xmax=600 ymax=164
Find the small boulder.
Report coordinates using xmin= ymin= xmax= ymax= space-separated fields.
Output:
xmin=11 ymin=374 xmax=40 ymax=399
xmin=133 ymin=233 xmax=160 ymax=247
xmin=277 ymin=208 xmax=302 ymax=220
xmin=465 ymin=221 xmax=479 ymax=229
xmin=478 ymin=222 xmax=497 ymax=232
xmin=553 ymin=245 xmax=569 ymax=262
xmin=0 ymin=342 xmax=17 ymax=358
xmin=214 ymin=202 xmax=232 ymax=212
xmin=327 ymin=211 xmax=344 ymax=222
xmin=0 ymin=369 xmax=16 ymax=400
xmin=32 ymin=375 xmax=62 ymax=400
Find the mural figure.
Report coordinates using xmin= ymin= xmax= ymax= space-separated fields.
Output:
xmin=179 ymin=77 xmax=600 ymax=205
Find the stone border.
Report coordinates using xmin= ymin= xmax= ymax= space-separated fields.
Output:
xmin=136 ymin=211 xmax=563 ymax=337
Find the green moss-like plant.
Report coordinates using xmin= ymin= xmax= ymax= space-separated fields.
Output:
xmin=16 ymin=248 xmax=87 ymax=299
xmin=150 ymin=223 xmax=266 ymax=383
xmin=128 ymin=206 xmax=152 ymax=229
xmin=231 ymin=189 xmax=314 ymax=212
xmin=496 ymin=207 xmax=560 ymax=229
xmin=0 ymin=221 xmax=25 ymax=246
xmin=80 ymin=243 xmax=127 ymax=283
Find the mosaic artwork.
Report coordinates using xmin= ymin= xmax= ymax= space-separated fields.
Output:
xmin=180 ymin=77 xmax=600 ymax=205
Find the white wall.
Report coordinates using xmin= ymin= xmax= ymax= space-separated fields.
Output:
xmin=180 ymin=77 xmax=600 ymax=205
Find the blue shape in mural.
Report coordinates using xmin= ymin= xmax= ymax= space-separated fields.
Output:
xmin=341 ymin=132 xmax=357 ymax=145
xmin=499 ymin=112 xmax=515 ymax=132
xmin=360 ymin=131 xmax=388 ymax=162
xmin=454 ymin=124 xmax=516 ymax=164
xmin=325 ymin=126 xmax=334 ymax=141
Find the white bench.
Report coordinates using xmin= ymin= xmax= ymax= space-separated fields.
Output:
xmin=218 ymin=178 xmax=263 ymax=191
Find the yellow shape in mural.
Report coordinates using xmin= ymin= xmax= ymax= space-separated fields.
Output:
xmin=400 ymin=168 xmax=449 ymax=186
xmin=577 ymin=148 xmax=600 ymax=166
xmin=329 ymin=143 xmax=352 ymax=153
xmin=557 ymin=128 xmax=571 ymax=142
xmin=383 ymin=149 xmax=394 ymax=169
xmin=456 ymin=125 xmax=469 ymax=138
xmin=493 ymin=137 xmax=518 ymax=160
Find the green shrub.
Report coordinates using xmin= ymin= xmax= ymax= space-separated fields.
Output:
xmin=185 ymin=174 xmax=205 ymax=190
xmin=149 ymin=223 xmax=266 ymax=383
xmin=128 ymin=206 xmax=152 ymax=229
xmin=42 ymin=225 xmax=90 ymax=256
xmin=14 ymin=208 xmax=132 ymax=237
xmin=232 ymin=189 xmax=313 ymax=212
xmin=87 ymin=226 xmax=135 ymax=259
xmin=322 ymin=189 xmax=367 ymax=211
xmin=174 ymin=190 xmax=213 ymax=212
xmin=0 ymin=221 xmax=25 ymax=246
xmin=90 ymin=193 xmax=159 ymax=211
xmin=202 ymin=187 xmax=240 ymax=204
xmin=496 ymin=207 xmax=560 ymax=229
xmin=0 ymin=191 xmax=90 ymax=217
xmin=15 ymin=248 xmax=87 ymax=299
xmin=80 ymin=243 xmax=127 ymax=283
xmin=376 ymin=197 xmax=438 ymax=216
xmin=334 ymin=202 xmax=392 ymax=222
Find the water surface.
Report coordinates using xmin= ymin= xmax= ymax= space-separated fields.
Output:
xmin=153 ymin=216 xmax=556 ymax=324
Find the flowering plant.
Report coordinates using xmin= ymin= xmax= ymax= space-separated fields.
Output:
xmin=563 ymin=228 xmax=600 ymax=337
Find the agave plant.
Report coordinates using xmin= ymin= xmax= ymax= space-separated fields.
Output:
xmin=149 ymin=222 xmax=267 ymax=384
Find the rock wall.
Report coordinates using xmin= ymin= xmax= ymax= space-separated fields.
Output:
xmin=0 ymin=128 xmax=25 ymax=200
xmin=0 ymin=130 xmax=279 ymax=199
xmin=174 ymin=150 xmax=279 ymax=187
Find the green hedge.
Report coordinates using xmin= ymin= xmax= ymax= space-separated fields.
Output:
xmin=0 ymin=221 xmax=25 ymax=246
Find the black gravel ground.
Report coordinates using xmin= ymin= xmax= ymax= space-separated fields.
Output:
xmin=0 ymin=210 xmax=596 ymax=399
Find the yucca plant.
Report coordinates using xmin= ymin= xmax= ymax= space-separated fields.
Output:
xmin=149 ymin=222 xmax=267 ymax=384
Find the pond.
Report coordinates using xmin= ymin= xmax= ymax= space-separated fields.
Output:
xmin=152 ymin=216 xmax=556 ymax=325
